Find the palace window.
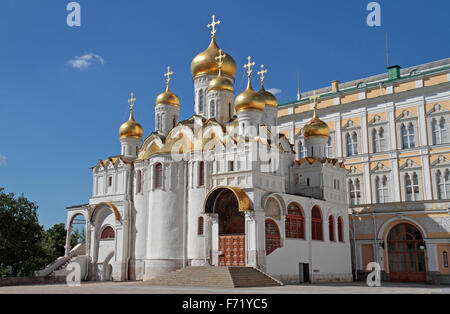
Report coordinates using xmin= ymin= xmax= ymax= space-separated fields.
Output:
xmin=405 ymin=172 xmax=420 ymax=201
xmin=154 ymin=163 xmax=163 ymax=189
xmin=337 ymin=217 xmax=344 ymax=242
xmin=298 ymin=141 xmax=307 ymax=159
xmin=198 ymin=217 xmax=204 ymax=235
xmin=346 ymin=132 xmax=358 ymax=157
xmin=329 ymin=215 xmax=335 ymax=242
xmin=285 ymin=202 xmax=305 ymax=239
xmin=100 ymin=226 xmax=115 ymax=240
xmin=265 ymin=219 xmax=281 ymax=255
xmin=432 ymin=117 xmax=447 ymax=145
xmin=444 ymin=251 xmax=449 ymax=268
xmin=401 ymin=123 xmax=416 ymax=149
xmin=311 ymin=206 xmax=323 ymax=241
xmin=349 ymin=179 xmax=361 ymax=205
xmin=372 ymin=127 xmax=385 ymax=153
xmin=437 ymin=169 xmax=450 ymax=200
xmin=326 ymin=137 xmax=334 ymax=158
xmin=198 ymin=162 xmax=205 ymax=186
xmin=375 ymin=175 xmax=389 ymax=203
xmin=198 ymin=90 xmax=204 ymax=112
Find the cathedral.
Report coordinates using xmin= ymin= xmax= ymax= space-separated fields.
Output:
xmin=61 ymin=15 xmax=352 ymax=283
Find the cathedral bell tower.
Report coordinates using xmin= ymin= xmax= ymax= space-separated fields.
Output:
xmin=119 ymin=93 xmax=144 ymax=158
xmin=303 ymin=91 xmax=330 ymax=158
xmin=155 ymin=67 xmax=180 ymax=136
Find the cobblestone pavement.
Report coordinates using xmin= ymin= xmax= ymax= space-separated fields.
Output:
xmin=0 ymin=281 xmax=449 ymax=294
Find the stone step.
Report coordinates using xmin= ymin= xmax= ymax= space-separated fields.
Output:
xmin=144 ymin=266 xmax=283 ymax=288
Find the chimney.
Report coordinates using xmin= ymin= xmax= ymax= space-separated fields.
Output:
xmin=331 ymin=80 xmax=340 ymax=93
xmin=387 ymin=65 xmax=401 ymax=80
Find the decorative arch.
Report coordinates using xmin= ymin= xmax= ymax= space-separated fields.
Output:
xmin=285 ymin=202 xmax=305 ymax=239
xmin=311 ymin=205 xmax=323 ymax=241
xmin=100 ymin=226 xmax=115 ymax=240
xmin=203 ymin=186 xmax=251 ymax=213
xmin=378 ymin=217 xmax=428 ymax=241
xmin=264 ymin=197 xmax=282 ymax=220
xmin=89 ymin=202 xmax=120 ymax=223
xmin=69 ymin=211 xmax=88 ymax=227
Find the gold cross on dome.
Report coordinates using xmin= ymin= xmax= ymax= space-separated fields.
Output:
xmin=244 ymin=56 xmax=255 ymax=77
xmin=257 ymin=64 xmax=268 ymax=83
xmin=207 ymin=14 xmax=221 ymax=38
xmin=215 ymin=49 xmax=226 ymax=68
xmin=310 ymin=90 xmax=320 ymax=117
xmin=128 ymin=92 xmax=136 ymax=112
xmin=164 ymin=66 xmax=173 ymax=84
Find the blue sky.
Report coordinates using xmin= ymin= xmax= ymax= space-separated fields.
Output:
xmin=0 ymin=0 xmax=448 ymax=229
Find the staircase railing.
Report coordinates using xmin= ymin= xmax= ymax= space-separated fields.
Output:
xmin=35 ymin=243 xmax=86 ymax=277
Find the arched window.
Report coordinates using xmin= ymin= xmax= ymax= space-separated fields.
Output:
xmin=405 ymin=172 xmax=420 ymax=201
xmin=100 ymin=226 xmax=115 ymax=240
xmin=210 ymin=100 xmax=215 ymax=116
xmin=154 ymin=163 xmax=163 ymax=189
xmin=265 ymin=219 xmax=281 ymax=255
xmin=173 ymin=116 xmax=176 ymax=128
xmin=437 ymin=169 xmax=450 ymax=200
xmin=285 ymin=202 xmax=305 ymax=239
xmin=432 ymin=117 xmax=447 ymax=145
xmin=298 ymin=141 xmax=307 ymax=159
xmin=311 ymin=206 xmax=323 ymax=241
xmin=372 ymin=128 xmax=385 ymax=153
xmin=198 ymin=217 xmax=204 ymax=235
xmin=326 ymin=137 xmax=333 ymax=157
xmin=198 ymin=90 xmax=204 ymax=112
xmin=346 ymin=132 xmax=358 ymax=156
xmin=329 ymin=215 xmax=335 ymax=242
xmin=375 ymin=175 xmax=389 ymax=203
xmin=337 ymin=217 xmax=344 ymax=242
xmin=402 ymin=123 xmax=416 ymax=149
xmin=137 ymin=170 xmax=142 ymax=193
xmin=349 ymin=179 xmax=361 ymax=205
xmin=229 ymin=102 xmax=232 ymax=118
xmin=198 ymin=161 xmax=205 ymax=186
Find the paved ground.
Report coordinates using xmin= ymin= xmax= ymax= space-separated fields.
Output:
xmin=0 ymin=281 xmax=449 ymax=294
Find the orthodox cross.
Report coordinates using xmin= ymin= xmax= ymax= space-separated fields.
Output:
xmin=257 ymin=64 xmax=268 ymax=84
xmin=215 ymin=49 xmax=226 ymax=69
xmin=310 ymin=90 xmax=320 ymax=117
xmin=207 ymin=15 xmax=221 ymax=38
xmin=128 ymin=92 xmax=136 ymax=113
xmin=244 ymin=56 xmax=255 ymax=77
xmin=164 ymin=66 xmax=173 ymax=85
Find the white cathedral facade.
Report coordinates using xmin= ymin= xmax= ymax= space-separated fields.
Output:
xmin=63 ymin=17 xmax=352 ymax=284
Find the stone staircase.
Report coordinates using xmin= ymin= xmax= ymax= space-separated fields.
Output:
xmin=144 ymin=266 xmax=283 ymax=288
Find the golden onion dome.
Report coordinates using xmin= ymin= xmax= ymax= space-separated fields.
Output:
xmin=258 ymin=85 xmax=278 ymax=108
xmin=191 ymin=38 xmax=236 ymax=79
xmin=235 ymin=78 xmax=265 ymax=113
xmin=119 ymin=112 xmax=144 ymax=140
xmin=303 ymin=115 xmax=330 ymax=139
xmin=156 ymin=85 xmax=180 ymax=107
xmin=208 ymin=71 xmax=234 ymax=93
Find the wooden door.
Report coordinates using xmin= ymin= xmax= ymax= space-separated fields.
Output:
xmin=219 ymin=235 xmax=245 ymax=266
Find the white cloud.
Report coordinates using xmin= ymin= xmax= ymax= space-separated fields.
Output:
xmin=67 ymin=53 xmax=105 ymax=69
xmin=0 ymin=154 xmax=6 ymax=167
xmin=267 ymin=88 xmax=282 ymax=95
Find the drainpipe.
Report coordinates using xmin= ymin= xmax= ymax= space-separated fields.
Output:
xmin=372 ymin=211 xmax=378 ymax=264
xmin=351 ymin=210 xmax=358 ymax=281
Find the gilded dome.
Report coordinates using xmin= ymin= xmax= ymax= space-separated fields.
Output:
xmin=258 ymin=86 xmax=278 ymax=108
xmin=208 ymin=72 xmax=234 ymax=93
xmin=303 ymin=117 xmax=330 ymax=139
xmin=156 ymin=85 xmax=180 ymax=107
xmin=191 ymin=38 xmax=236 ymax=79
xmin=119 ymin=112 xmax=144 ymax=139
xmin=235 ymin=79 xmax=265 ymax=112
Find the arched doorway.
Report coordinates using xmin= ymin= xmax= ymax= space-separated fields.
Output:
xmin=387 ymin=223 xmax=427 ymax=282
xmin=204 ymin=187 xmax=250 ymax=267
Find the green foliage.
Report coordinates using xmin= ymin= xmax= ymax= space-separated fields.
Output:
xmin=0 ymin=187 xmax=46 ymax=276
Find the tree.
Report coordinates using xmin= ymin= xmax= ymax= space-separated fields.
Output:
xmin=0 ymin=188 xmax=47 ymax=277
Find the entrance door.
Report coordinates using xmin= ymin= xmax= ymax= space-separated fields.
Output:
xmin=219 ymin=235 xmax=245 ymax=266
xmin=387 ymin=223 xmax=427 ymax=282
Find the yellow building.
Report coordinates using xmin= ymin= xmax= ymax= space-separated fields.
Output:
xmin=278 ymin=58 xmax=450 ymax=284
